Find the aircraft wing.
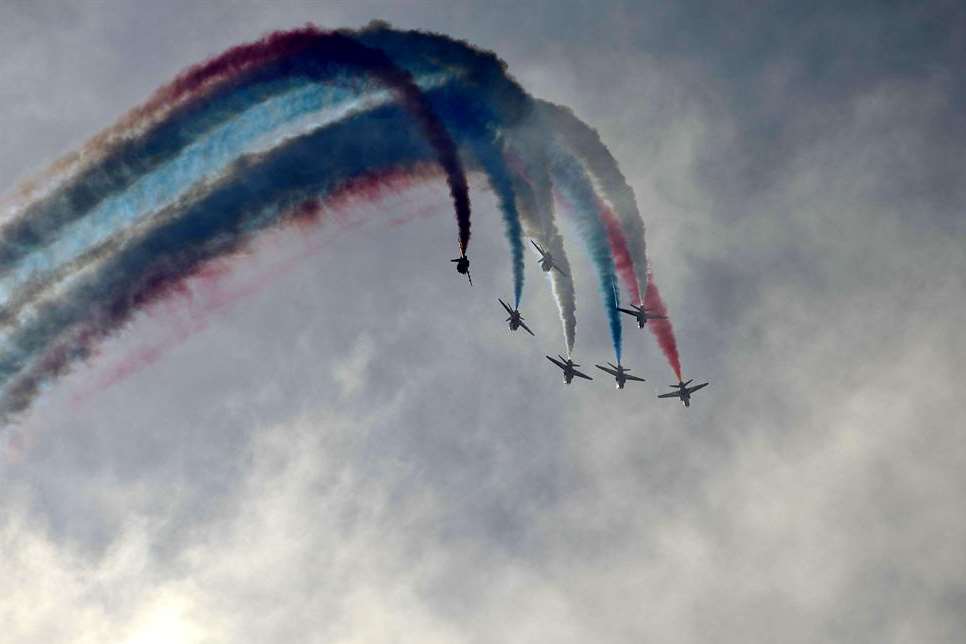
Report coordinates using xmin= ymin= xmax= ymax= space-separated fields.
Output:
xmin=520 ymin=320 xmax=535 ymax=336
xmin=686 ymin=382 xmax=709 ymax=394
xmin=467 ymin=271 xmax=472 ymax=286
xmin=498 ymin=299 xmax=513 ymax=314
xmin=530 ymin=240 xmax=547 ymax=256
xmin=617 ymin=307 xmax=638 ymax=316
xmin=572 ymin=368 xmax=593 ymax=380
xmin=595 ymin=364 xmax=618 ymax=376
xmin=624 ymin=374 xmax=646 ymax=382
xmin=658 ymin=392 xmax=680 ymax=398
xmin=546 ymin=355 xmax=566 ymax=370
xmin=552 ymin=264 xmax=568 ymax=277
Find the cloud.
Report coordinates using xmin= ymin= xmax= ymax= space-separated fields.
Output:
xmin=1 ymin=1 xmax=965 ymax=642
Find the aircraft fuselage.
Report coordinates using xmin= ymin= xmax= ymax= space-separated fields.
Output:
xmin=674 ymin=387 xmax=693 ymax=406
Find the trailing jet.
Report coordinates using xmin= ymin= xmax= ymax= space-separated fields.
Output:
xmin=618 ymin=303 xmax=667 ymax=328
xmin=546 ymin=354 xmax=593 ymax=384
xmin=595 ymin=362 xmax=646 ymax=389
xmin=530 ymin=240 xmax=567 ymax=276
xmin=498 ymin=298 xmax=534 ymax=336
xmin=658 ymin=380 xmax=709 ymax=407
xmin=451 ymin=254 xmax=472 ymax=285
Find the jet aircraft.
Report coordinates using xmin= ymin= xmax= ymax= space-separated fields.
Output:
xmin=658 ymin=380 xmax=709 ymax=407
xmin=530 ymin=240 xmax=567 ymax=276
xmin=618 ymin=303 xmax=667 ymax=328
xmin=451 ymin=254 xmax=472 ymax=285
xmin=546 ymin=355 xmax=593 ymax=384
xmin=595 ymin=362 xmax=646 ymax=389
xmin=498 ymin=298 xmax=534 ymax=336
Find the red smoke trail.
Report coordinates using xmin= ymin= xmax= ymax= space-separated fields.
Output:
xmin=593 ymin=200 xmax=682 ymax=380
xmin=598 ymin=200 xmax=641 ymax=305
xmin=71 ymin=165 xmax=449 ymax=404
xmin=643 ymin=270 xmax=682 ymax=382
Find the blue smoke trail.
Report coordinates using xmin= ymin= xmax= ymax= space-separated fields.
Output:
xmin=359 ymin=27 xmax=533 ymax=307
xmin=548 ymin=147 xmax=622 ymax=363
xmin=426 ymin=84 xmax=525 ymax=308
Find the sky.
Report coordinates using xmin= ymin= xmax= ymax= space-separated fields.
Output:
xmin=1 ymin=1 xmax=964 ymax=642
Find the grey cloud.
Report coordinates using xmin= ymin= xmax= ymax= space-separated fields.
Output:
xmin=1 ymin=1 xmax=964 ymax=642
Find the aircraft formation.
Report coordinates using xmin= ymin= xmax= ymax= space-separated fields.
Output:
xmin=455 ymin=242 xmax=709 ymax=405
xmin=0 ymin=24 xmax=709 ymax=423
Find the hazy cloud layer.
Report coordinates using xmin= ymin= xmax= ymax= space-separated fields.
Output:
xmin=1 ymin=2 xmax=964 ymax=642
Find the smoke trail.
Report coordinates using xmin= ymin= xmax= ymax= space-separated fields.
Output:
xmin=598 ymin=200 xmax=641 ymax=299
xmin=0 ymin=80 xmax=462 ymax=321
xmin=473 ymin=138 xmax=525 ymax=309
xmin=537 ymin=100 xmax=648 ymax=305
xmin=0 ymin=26 xmax=656 ymax=421
xmin=73 ymin=165 xmax=445 ymax=403
xmin=0 ymin=80 xmax=523 ymax=332
xmin=425 ymin=84 xmax=525 ymax=308
xmin=360 ymin=25 xmax=579 ymax=349
xmin=359 ymin=25 xmax=532 ymax=307
xmin=643 ymin=269 xmax=682 ymax=381
xmin=0 ymin=26 xmax=472 ymax=275
xmin=0 ymin=89 xmax=540 ymax=422
xmin=593 ymin=183 xmax=680 ymax=379
xmin=0 ymin=111 xmax=427 ymax=419
xmin=504 ymin=137 xmax=576 ymax=355
xmin=548 ymin=147 xmax=622 ymax=362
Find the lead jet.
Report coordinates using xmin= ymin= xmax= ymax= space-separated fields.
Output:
xmin=618 ymin=303 xmax=667 ymax=328
xmin=546 ymin=355 xmax=593 ymax=384
xmin=451 ymin=254 xmax=472 ymax=285
xmin=498 ymin=298 xmax=534 ymax=336
xmin=595 ymin=362 xmax=646 ymax=389
xmin=530 ymin=240 xmax=567 ymax=276
xmin=658 ymin=380 xmax=709 ymax=407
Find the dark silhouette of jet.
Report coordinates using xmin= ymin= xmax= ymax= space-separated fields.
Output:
xmin=546 ymin=355 xmax=593 ymax=384
xmin=498 ymin=298 xmax=534 ymax=336
xmin=451 ymin=254 xmax=471 ymax=285
xmin=658 ymin=380 xmax=709 ymax=407
xmin=618 ymin=303 xmax=667 ymax=328
xmin=595 ymin=362 xmax=645 ymax=389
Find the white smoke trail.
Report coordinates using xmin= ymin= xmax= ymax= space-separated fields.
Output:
xmin=536 ymin=100 xmax=649 ymax=304
xmin=505 ymin=121 xmax=577 ymax=356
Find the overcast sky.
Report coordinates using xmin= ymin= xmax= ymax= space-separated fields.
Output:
xmin=1 ymin=2 xmax=964 ymax=642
